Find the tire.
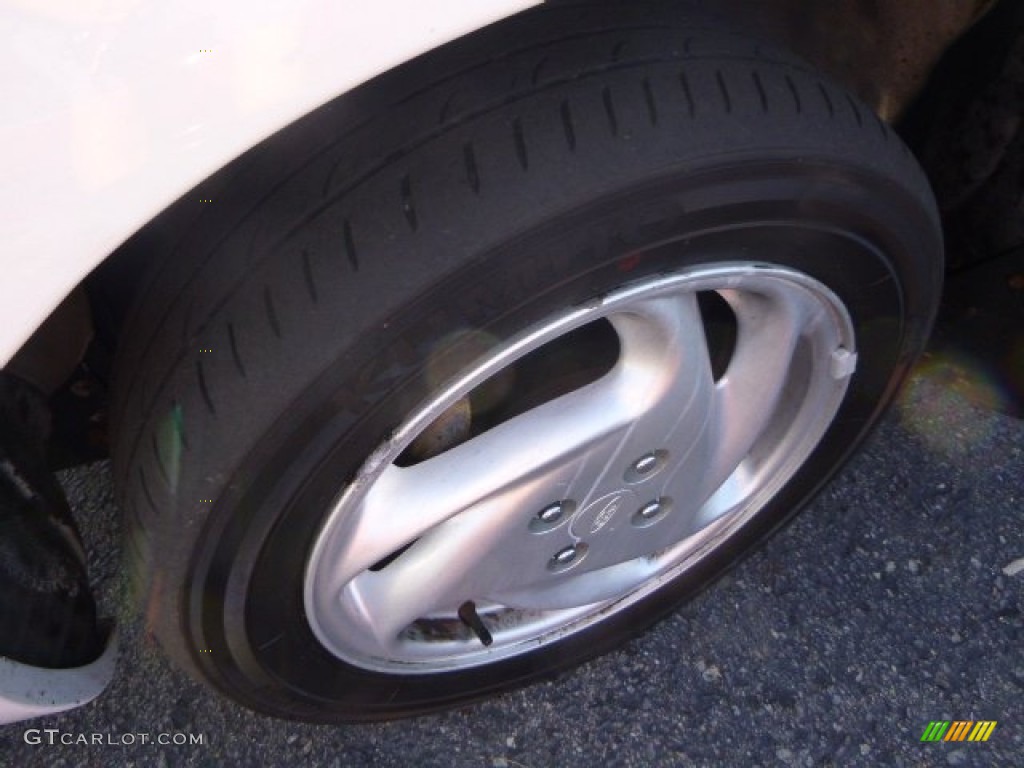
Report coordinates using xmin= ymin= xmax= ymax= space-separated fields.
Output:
xmin=111 ymin=1 xmax=941 ymax=721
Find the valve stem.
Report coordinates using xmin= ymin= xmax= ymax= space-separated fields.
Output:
xmin=457 ymin=600 xmax=493 ymax=646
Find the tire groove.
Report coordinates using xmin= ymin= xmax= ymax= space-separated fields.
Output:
xmin=785 ymin=74 xmax=802 ymax=113
xmin=139 ymin=467 xmax=158 ymax=514
xmin=171 ymin=399 xmax=189 ymax=450
xmin=463 ymin=142 xmax=481 ymax=194
xmin=263 ymin=285 xmax=282 ymax=338
xmin=227 ymin=322 xmax=247 ymax=378
xmin=602 ymin=86 xmax=619 ymax=136
xmin=343 ymin=219 xmax=359 ymax=271
xmin=438 ymin=93 xmax=454 ymax=125
xmin=196 ymin=359 xmax=216 ymax=415
xmin=560 ymin=99 xmax=577 ymax=150
xmin=642 ymin=78 xmax=658 ymax=125
xmin=301 ymin=249 xmax=318 ymax=304
xmin=818 ymin=82 xmax=835 ymax=118
xmin=875 ymin=113 xmax=890 ymax=141
xmin=715 ymin=70 xmax=732 ymax=113
xmin=752 ymin=71 xmax=768 ymax=112
xmin=400 ymin=174 xmax=418 ymax=230
xmin=845 ymin=93 xmax=863 ymax=126
xmin=513 ymin=118 xmax=529 ymax=169
xmin=152 ymin=432 xmax=170 ymax=486
xmin=679 ymin=68 xmax=695 ymax=116
xmin=531 ymin=56 xmax=548 ymax=86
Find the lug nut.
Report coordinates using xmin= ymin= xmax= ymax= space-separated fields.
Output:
xmin=633 ymin=453 xmax=659 ymax=475
xmin=625 ymin=451 xmax=668 ymax=483
xmin=638 ymin=500 xmax=662 ymax=520
xmin=632 ymin=497 xmax=671 ymax=528
xmin=548 ymin=542 xmax=588 ymax=571
xmin=552 ymin=545 xmax=578 ymax=566
xmin=537 ymin=502 xmax=565 ymax=525
xmin=530 ymin=500 xmax=576 ymax=533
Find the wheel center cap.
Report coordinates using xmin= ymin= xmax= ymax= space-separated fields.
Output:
xmin=570 ymin=489 xmax=638 ymax=539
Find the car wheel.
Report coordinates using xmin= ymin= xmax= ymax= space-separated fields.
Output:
xmin=111 ymin=2 xmax=942 ymax=721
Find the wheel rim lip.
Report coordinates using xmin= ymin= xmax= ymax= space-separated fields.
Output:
xmin=304 ymin=262 xmax=856 ymax=673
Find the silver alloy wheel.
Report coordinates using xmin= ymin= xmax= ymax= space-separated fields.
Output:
xmin=305 ymin=263 xmax=857 ymax=673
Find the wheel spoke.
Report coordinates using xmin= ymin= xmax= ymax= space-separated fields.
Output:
xmin=342 ymin=499 xmax=512 ymax=654
xmin=320 ymin=367 xmax=648 ymax=588
xmin=319 ymin=291 xmax=718 ymax=594
xmin=606 ymin=292 xmax=718 ymax=501
xmin=490 ymin=557 xmax=659 ymax=610
xmin=699 ymin=288 xmax=806 ymax=510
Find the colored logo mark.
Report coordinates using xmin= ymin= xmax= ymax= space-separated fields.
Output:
xmin=920 ymin=721 xmax=997 ymax=742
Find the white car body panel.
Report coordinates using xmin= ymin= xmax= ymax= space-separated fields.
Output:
xmin=0 ymin=630 xmax=118 ymax=725
xmin=0 ymin=0 xmax=540 ymax=368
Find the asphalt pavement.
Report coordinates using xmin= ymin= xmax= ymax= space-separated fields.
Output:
xmin=2 ymin=356 xmax=1021 ymax=767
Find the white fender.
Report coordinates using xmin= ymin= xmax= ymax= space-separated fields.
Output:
xmin=0 ymin=0 xmax=540 ymax=366
xmin=0 ymin=629 xmax=117 ymax=724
